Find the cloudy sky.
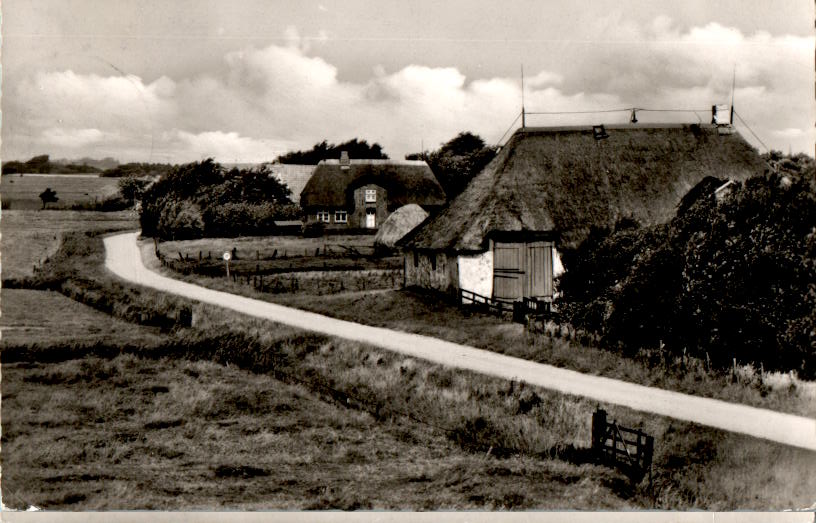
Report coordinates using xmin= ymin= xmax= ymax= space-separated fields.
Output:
xmin=2 ymin=0 xmax=814 ymax=163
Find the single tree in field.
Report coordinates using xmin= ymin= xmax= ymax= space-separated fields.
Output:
xmin=39 ymin=188 xmax=59 ymax=209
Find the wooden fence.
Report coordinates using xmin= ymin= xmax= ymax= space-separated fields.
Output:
xmin=458 ymin=289 xmax=514 ymax=316
xmin=591 ymin=409 xmax=654 ymax=482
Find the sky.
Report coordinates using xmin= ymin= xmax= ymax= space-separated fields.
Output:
xmin=2 ymin=0 xmax=814 ymax=163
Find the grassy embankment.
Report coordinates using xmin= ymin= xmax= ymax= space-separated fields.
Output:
xmin=149 ymin=237 xmax=816 ymax=419
xmin=2 ymin=223 xmax=814 ymax=510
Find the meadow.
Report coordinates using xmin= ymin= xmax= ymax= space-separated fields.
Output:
xmin=1 ymin=174 xmax=120 ymax=210
xmin=3 ymin=218 xmax=815 ymax=510
xmin=156 ymin=234 xmax=401 ymax=277
xmin=0 ymin=210 xmax=138 ymax=281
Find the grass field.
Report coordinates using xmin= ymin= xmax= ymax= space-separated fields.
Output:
xmin=1 ymin=174 xmax=120 ymax=210
xmin=156 ymin=235 xmax=401 ymax=277
xmin=1 ymin=210 xmax=138 ymax=281
xmin=2 ymin=353 xmax=638 ymax=510
xmin=0 ymin=289 xmax=166 ymax=347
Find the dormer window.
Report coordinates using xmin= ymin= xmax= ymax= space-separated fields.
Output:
xmin=365 ymin=189 xmax=377 ymax=203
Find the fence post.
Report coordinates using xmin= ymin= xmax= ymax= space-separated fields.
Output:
xmin=591 ymin=408 xmax=607 ymax=459
xmin=643 ymin=434 xmax=654 ymax=486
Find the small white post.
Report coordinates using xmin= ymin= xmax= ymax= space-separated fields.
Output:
xmin=223 ymin=251 xmax=232 ymax=279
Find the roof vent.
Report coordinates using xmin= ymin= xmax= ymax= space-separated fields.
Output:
xmin=340 ymin=151 xmax=350 ymax=170
xmin=593 ymin=125 xmax=609 ymax=140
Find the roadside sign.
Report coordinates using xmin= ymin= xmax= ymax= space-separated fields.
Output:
xmin=223 ymin=252 xmax=231 ymax=261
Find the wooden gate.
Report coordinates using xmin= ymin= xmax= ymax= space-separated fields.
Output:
xmin=493 ymin=242 xmax=523 ymax=302
xmin=493 ymin=240 xmax=554 ymax=302
xmin=525 ymin=242 xmax=553 ymax=299
xmin=591 ymin=409 xmax=654 ymax=482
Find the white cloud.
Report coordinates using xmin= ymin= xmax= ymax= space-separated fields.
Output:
xmin=41 ymin=127 xmax=106 ymax=148
xmin=5 ymin=18 xmax=813 ymax=162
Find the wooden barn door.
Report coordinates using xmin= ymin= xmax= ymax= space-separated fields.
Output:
xmin=493 ymin=242 xmax=524 ymax=302
xmin=525 ymin=242 xmax=554 ymax=300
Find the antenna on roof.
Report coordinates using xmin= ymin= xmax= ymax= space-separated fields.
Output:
xmin=521 ymin=64 xmax=526 ymax=128
xmin=730 ymin=65 xmax=736 ymax=125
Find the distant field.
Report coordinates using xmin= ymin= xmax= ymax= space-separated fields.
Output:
xmin=1 ymin=210 xmax=138 ymax=280
xmin=0 ymin=289 xmax=165 ymax=347
xmin=1 ymin=174 xmax=120 ymax=210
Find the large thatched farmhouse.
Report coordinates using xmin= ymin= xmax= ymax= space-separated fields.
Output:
xmin=401 ymin=123 xmax=768 ymax=304
xmin=299 ymin=153 xmax=445 ymax=231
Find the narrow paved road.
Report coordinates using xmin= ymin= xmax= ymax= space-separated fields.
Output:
xmin=105 ymin=231 xmax=816 ymax=451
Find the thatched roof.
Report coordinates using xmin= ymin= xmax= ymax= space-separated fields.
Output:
xmin=267 ymin=163 xmax=316 ymax=204
xmin=402 ymin=124 xmax=768 ymax=252
xmin=300 ymin=159 xmax=445 ymax=210
xmin=374 ymin=204 xmax=429 ymax=249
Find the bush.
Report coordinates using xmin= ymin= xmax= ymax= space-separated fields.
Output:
xmin=140 ymin=160 xmax=297 ymax=240
xmin=557 ymin=169 xmax=816 ymax=377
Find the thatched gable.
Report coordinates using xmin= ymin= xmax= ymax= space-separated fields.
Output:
xmin=374 ymin=204 xmax=429 ymax=249
xmin=267 ymin=163 xmax=316 ymax=204
xmin=300 ymin=159 xmax=446 ymax=210
xmin=402 ymin=124 xmax=768 ymax=252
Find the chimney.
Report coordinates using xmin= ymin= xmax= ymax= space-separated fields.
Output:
xmin=340 ymin=151 xmax=350 ymax=170
xmin=712 ymin=104 xmax=730 ymax=125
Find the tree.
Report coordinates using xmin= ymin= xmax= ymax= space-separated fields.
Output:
xmin=277 ymin=138 xmax=388 ymax=164
xmin=39 ymin=188 xmax=59 ymax=209
xmin=118 ymin=176 xmax=150 ymax=204
xmin=406 ymin=132 xmax=497 ymax=199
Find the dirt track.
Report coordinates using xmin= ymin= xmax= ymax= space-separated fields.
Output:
xmin=104 ymin=231 xmax=816 ymax=451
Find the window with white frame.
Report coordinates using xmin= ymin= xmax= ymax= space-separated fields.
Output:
xmin=365 ymin=189 xmax=377 ymax=203
xmin=334 ymin=210 xmax=348 ymax=223
xmin=317 ymin=211 xmax=330 ymax=223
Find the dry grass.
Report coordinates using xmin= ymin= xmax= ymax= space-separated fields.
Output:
xmin=1 ymin=209 xmax=137 ymax=280
xmin=1 ymin=354 xmax=637 ymax=510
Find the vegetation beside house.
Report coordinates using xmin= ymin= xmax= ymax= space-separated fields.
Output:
xmin=139 ymin=159 xmax=300 ymax=240
xmin=557 ymin=158 xmax=816 ymax=378
xmin=406 ymin=132 xmax=498 ymax=199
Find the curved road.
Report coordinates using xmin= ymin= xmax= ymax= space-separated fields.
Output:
xmin=105 ymin=231 xmax=816 ymax=451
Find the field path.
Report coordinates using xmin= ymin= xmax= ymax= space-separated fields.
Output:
xmin=105 ymin=231 xmax=816 ymax=451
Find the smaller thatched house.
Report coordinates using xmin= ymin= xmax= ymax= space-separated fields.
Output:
xmin=300 ymin=153 xmax=445 ymax=231
xmin=374 ymin=203 xmax=429 ymax=251
xmin=400 ymin=122 xmax=768 ymax=304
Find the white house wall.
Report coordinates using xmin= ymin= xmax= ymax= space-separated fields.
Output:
xmin=553 ymin=247 xmax=564 ymax=278
xmin=457 ymin=251 xmax=493 ymax=300
xmin=404 ymin=250 xmax=457 ymax=293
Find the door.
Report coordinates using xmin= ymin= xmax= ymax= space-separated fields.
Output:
xmin=365 ymin=208 xmax=376 ymax=228
xmin=493 ymin=242 xmax=523 ymax=302
xmin=525 ymin=242 xmax=553 ymax=300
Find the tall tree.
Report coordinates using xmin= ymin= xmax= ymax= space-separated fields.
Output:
xmin=277 ymin=138 xmax=388 ymax=164
xmin=406 ymin=132 xmax=497 ymax=199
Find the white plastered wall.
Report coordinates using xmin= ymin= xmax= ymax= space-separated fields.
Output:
xmin=457 ymin=251 xmax=493 ymax=300
xmin=553 ymin=247 xmax=564 ymax=278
